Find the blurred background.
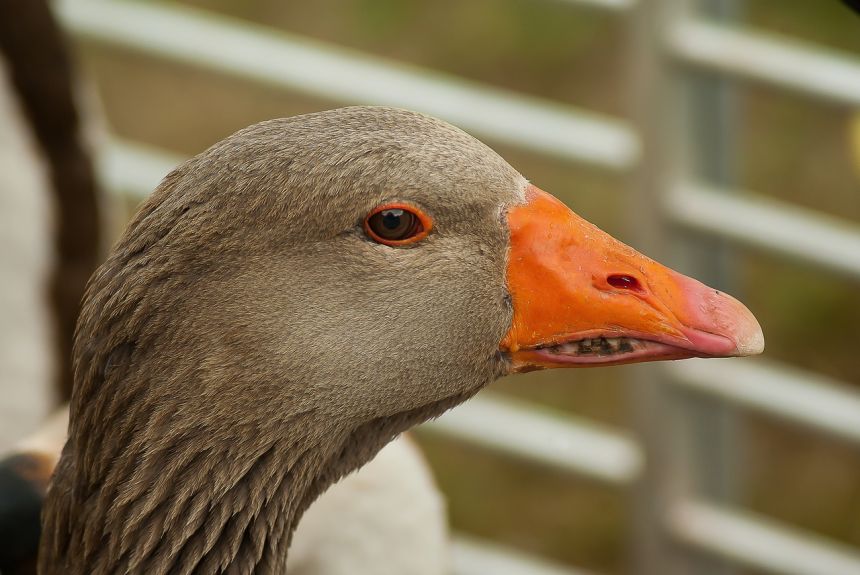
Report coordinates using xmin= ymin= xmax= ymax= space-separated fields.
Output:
xmin=2 ymin=0 xmax=859 ymax=573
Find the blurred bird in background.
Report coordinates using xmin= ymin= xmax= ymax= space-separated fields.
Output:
xmin=0 ymin=1 xmax=101 ymax=571
xmin=0 ymin=0 xmax=101 ymax=452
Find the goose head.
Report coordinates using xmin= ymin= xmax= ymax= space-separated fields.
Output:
xmin=41 ymin=106 xmax=762 ymax=574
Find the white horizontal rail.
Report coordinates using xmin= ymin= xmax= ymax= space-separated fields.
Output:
xmin=101 ymin=140 xmax=182 ymax=201
xmin=668 ymin=358 xmax=860 ymax=445
xmin=667 ymin=182 xmax=860 ymax=282
xmin=452 ymin=536 xmax=594 ymax=575
xmin=58 ymin=0 xmax=638 ymax=170
xmin=671 ymin=500 xmax=860 ymax=575
xmin=423 ymin=394 xmax=642 ymax=485
xmin=670 ymin=19 xmax=860 ymax=108
xmin=550 ymin=0 xmax=635 ymax=12
xmin=537 ymin=0 xmax=634 ymax=11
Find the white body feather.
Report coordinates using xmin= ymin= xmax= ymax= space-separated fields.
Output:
xmin=288 ymin=435 xmax=448 ymax=575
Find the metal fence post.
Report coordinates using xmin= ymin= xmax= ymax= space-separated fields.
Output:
xmin=630 ymin=0 xmax=740 ymax=573
xmin=628 ymin=0 xmax=686 ymax=571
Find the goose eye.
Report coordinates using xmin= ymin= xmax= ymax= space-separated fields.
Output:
xmin=364 ymin=204 xmax=432 ymax=246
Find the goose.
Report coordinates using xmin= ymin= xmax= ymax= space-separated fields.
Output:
xmin=33 ymin=106 xmax=762 ymax=574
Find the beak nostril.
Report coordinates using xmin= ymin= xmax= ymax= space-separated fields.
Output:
xmin=607 ymin=274 xmax=643 ymax=292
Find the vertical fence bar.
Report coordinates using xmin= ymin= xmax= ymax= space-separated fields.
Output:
xmin=669 ymin=1 xmax=742 ymax=574
xmin=630 ymin=0 xmax=741 ymax=573
xmin=628 ymin=0 xmax=685 ymax=571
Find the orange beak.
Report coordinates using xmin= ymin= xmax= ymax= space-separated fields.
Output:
xmin=502 ymin=186 xmax=764 ymax=372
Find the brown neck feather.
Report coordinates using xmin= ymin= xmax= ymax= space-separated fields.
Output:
xmin=42 ymin=390 xmax=324 ymax=574
xmin=41 ymin=365 xmax=473 ymax=574
xmin=35 ymin=173 xmax=339 ymax=573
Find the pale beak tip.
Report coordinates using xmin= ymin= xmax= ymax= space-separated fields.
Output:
xmin=673 ymin=273 xmax=765 ymax=358
xmin=734 ymin=313 xmax=765 ymax=356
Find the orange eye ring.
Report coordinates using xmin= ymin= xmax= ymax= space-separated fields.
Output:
xmin=364 ymin=203 xmax=433 ymax=246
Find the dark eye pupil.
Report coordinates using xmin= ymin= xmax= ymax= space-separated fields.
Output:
xmin=381 ymin=209 xmax=404 ymax=230
xmin=367 ymin=208 xmax=421 ymax=242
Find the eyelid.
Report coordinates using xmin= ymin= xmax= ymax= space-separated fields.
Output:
xmin=364 ymin=202 xmax=433 ymax=246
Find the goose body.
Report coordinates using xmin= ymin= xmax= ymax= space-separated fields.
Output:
xmin=287 ymin=436 xmax=447 ymax=575
xmin=34 ymin=106 xmax=763 ymax=574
